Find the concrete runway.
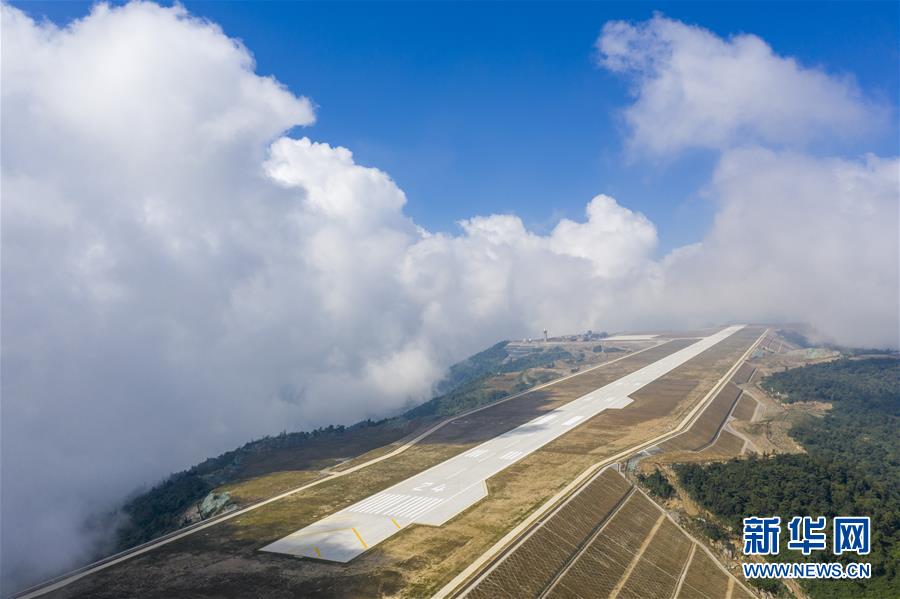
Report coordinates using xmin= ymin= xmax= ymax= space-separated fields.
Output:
xmin=261 ymin=325 xmax=744 ymax=562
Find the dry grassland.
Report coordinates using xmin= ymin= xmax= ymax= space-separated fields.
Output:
xmin=677 ymin=548 xmax=731 ymax=599
xmin=726 ymin=381 xmax=815 ymax=456
xmin=731 ymin=362 xmax=756 ymax=384
xmin=618 ymin=516 xmax=693 ymax=599
xmin=646 ymin=356 xmax=767 ymax=466
xmin=547 ymin=492 xmax=662 ymax=598
xmin=730 ymin=393 xmax=758 ymax=422
xmin=466 ymin=468 xmax=633 ymax=598
xmin=697 ymin=430 xmax=746 ymax=458
xmin=468 ymin=471 xmax=753 ymax=599
xmin=733 ymin=585 xmax=757 ymax=599
xmin=648 ymin=429 xmax=749 ymax=466
xmin=223 ymin=470 xmax=326 ymax=504
xmin=659 ymin=382 xmax=743 ymax=452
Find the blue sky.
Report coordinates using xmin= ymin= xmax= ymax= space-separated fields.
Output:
xmin=15 ymin=1 xmax=899 ymax=253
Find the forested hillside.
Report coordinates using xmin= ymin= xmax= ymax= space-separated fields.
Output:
xmin=434 ymin=341 xmax=571 ymax=394
xmin=114 ymin=341 xmax=572 ymax=552
xmin=676 ymin=357 xmax=900 ymax=598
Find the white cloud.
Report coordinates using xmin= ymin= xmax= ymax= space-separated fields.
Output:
xmin=549 ymin=195 xmax=658 ymax=278
xmin=596 ymin=14 xmax=882 ymax=155
xmin=1 ymin=4 xmax=897 ymax=593
xmin=660 ymin=148 xmax=900 ymax=348
xmin=592 ymin=15 xmax=898 ymax=346
xmin=0 ymin=3 xmax=655 ymax=589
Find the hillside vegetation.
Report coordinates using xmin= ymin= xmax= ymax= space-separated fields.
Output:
xmin=675 ymin=357 xmax=900 ymax=599
xmin=114 ymin=341 xmax=573 ymax=551
xmin=434 ymin=341 xmax=571 ymax=394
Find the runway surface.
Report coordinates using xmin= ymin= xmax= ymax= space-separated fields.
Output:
xmin=261 ymin=325 xmax=744 ymax=562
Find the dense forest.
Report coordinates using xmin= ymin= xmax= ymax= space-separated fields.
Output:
xmin=115 ymin=341 xmax=570 ymax=551
xmin=638 ymin=468 xmax=675 ymax=500
xmin=676 ymin=357 xmax=900 ymax=598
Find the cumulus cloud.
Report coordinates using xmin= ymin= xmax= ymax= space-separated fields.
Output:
xmin=0 ymin=3 xmax=655 ymax=589
xmin=1 ymin=3 xmax=897 ymax=593
xmin=658 ymin=148 xmax=899 ymax=347
xmin=593 ymin=14 xmax=898 ymax=344
xmin=596 ymin=14 xmax=883 ymax=155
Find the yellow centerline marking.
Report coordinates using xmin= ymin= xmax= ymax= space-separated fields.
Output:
xmin=391 ymin=518 xmax=402 ymax=530
xmin=352 ymin=527 xmax=368 ymax=549
xmin=313 ymin=547 xmax=321 ymax=558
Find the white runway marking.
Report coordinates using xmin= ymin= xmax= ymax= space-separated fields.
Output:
xmin=499 ymin=450 xmax=524 ymax=461
xmin=350 ymin=493 xmax=406 ymax=514
xmin=532 ymin=414 xmax=559 ymax=425
xmin=262 ymin=326 xmax=744 ymax=562
xmin=393 ymin=497 xmax=444 ymax=519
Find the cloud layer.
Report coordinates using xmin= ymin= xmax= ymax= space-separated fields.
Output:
xmin=1 ymin=3 xmax=897 ymax=591
xmin=659 ymin=148 xmax=898 ymax=347
xmin=597 ymin=14 xmax=882 ymax=155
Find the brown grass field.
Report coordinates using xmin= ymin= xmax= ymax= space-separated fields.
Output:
xmin=466 ymin=468 xmax=633 ymax=598
xmin=730 ymin=392 xmax=758 ymax=422
xmin=659 ymin=382 xmax=743 ymax=452
xmin=650 ymin=428 xmax=749 ymax=466
xmin=677 ymin=547 xmax=732 ymax=599
xmin=617 ymin=516 xmax=694 ymax=598
xmin=731 ymin=362 xmax=756 ymax=385
xmin=546 ymin=491 xmax=663 ymax=598
xmin=696 ymin=429 xmax=746 ymax=458
xmin=641 ymin=363 xmax=766 ymax=467
xmin=465 ymin=469 xmax=752 ymax=599
xmin=467 ymin=473 xmax=755 ymax=599
xmin=537 ymin=485 xmax=751 ymax=599
xmin=44 ymin=328 xmax=764 ymax=598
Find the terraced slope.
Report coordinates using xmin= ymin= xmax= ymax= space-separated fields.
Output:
xmin=466 ymin=468 xmax=632 ymax=598
xmin=465 ymin=469 xmax=754 ymax=599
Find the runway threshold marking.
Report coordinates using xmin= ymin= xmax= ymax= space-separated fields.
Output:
xmin=499 ymin=450 xmax=524 ymax=461
xmin=352 ymin=527 xmax=368 ymax=549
